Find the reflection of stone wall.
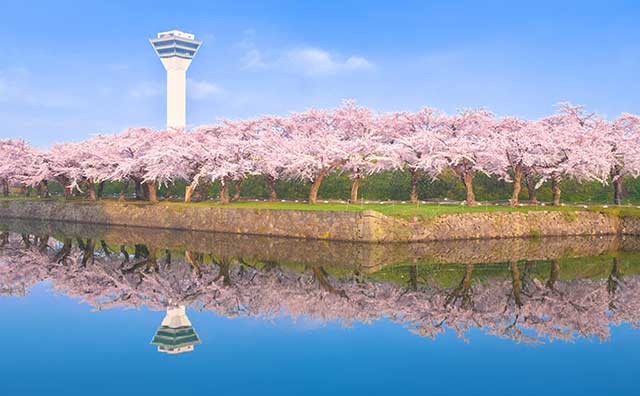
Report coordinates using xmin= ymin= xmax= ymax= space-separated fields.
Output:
xmin=0 ymin=200 xmax=637 ymax=242
xmin=365 ymin=210 xmax=624 ymax=241
xmin=3 ymin=219 xmax=640 ymax=272
xmin=623 ymin=216 xmax=640 ymax=236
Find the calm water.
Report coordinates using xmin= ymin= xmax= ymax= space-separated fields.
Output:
xmin=1 ymin=219 xmax=639 ymax=396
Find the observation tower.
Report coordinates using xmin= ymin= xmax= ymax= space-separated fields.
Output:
xmin=151 ymin=306 xmax=201 ymax=354
xmin=150 ymin=30 xmax=202 ymax=128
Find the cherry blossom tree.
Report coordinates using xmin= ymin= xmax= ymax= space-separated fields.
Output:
xmin=379 ymin=109 xmax=447 ymax=203
xmin=610 ymin=113 xmax=640 ymax=204
xmin=283 ymin=108 xmax=350 ymax=204
xmin=138 ymin=129 xmax=208 ymax=202
xmin=0 ymin=139 xmax=39 ymax=196
xmin=535 ymin=104 xmax=615 ymax=206
xmin=334 ymin=101 xmax=402 ymax=203
xmin=1 ymin=103 xmax=638 ymax=206
xmin=250 ymin=116 xmax=292 ymax=201
xmin=436 ymin=110 xmax=504 ymax=206
xmin=105 ymin=127 xmax=162 ymax=202
xmin=190 ymin=124 xmax=257 ymax=204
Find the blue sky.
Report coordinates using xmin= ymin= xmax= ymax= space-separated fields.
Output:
xmin=1 ymin=0 xmax=639 ymax=147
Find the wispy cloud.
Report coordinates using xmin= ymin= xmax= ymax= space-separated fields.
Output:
xmin=236 ymin=29 xmax=373 ymax=77
xmin=280 ymin=47 xmax=373 ymax=76
xmin=237 ymin=29 xmax=268 ymax=71
xmin=188 ymin=79 xmax=223 ymax=99
xmin=241 ymin=49 xmax=267 ymax=70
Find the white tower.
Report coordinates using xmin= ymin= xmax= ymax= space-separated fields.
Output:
xmin=150 ymin=30 xmax=202 ymax=128
xmin=151 ymin=306 xmax=201 ymax=354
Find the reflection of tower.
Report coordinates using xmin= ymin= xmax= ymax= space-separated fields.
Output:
xmin=150 ymin=30 xmax=202 ymax=128
xmin=151 ymin=306 xmax=200 ymax=354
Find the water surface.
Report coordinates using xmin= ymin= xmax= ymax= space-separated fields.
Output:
xmin=1 ymin=220 xmax=639 ymax=395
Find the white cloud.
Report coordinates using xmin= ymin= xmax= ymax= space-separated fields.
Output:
xmin=345 ymin=56 xmax=373 ymax=70
xmin=278 ymin=47 xmax=374 ymax=77
xmin=235 ymin=29 xmax=374 ymax=77
xmin=241 ymin=49 xmax=267 ymax=70
xmin=187 ymin=79 xmax=223 ymax=100
xmin=252 ymin=47 xmax=374 ymax=77
xmin=128 ymin=81 xmax=163 ymax=98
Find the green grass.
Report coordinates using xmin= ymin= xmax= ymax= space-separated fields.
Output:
xmin=3 ymin=194 xmax=640 ymax=220
xmin=143 ymin=199 xmax=640 ymax=220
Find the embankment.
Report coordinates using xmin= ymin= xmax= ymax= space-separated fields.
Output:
xmin=1 ymin=200 xmax=639 ymax=242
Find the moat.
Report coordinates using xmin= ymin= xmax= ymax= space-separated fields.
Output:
xmin=1 ymin=219 xmax=639 ymax=395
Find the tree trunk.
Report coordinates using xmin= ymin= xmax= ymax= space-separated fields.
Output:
xmin=134 ymin=180 xmax=143 ymax=200
xmin=309 ymin=170 xmax=328 ymax=204
xmin=409 ymin=169 xmax=419 ymax=203
xmin=266 ymin=175 xmax=278 ymax=201
xmin=143 ymin=183 xmax=150 ymax=201
xmin=608 ymin=257 xmax=622 ymax=297
xmin=197 ymin=182 xmax=209 ymax=201
xmin=37 ymin=181 xmax=50 ymax=198
xmin=546 ymin=260 xmax=560 ymax=290
xmin=613 ymin=177 xmax=623 ymax=206
xmin=525 ymin=173 xmax=537 ymax=204
xmin=408 ymin=264 xmax=418 ymax=291
xmin=461 ymin=170 xmax=476 ymax=206
xmin=119 ymin=179 xmax=129 ymax=202
xmin=551 ymin=174 xmax=561 ymax=206
xmin=233 ymin=179 xmax=243 ymax=201
xmin=147 ymin=181 xmax=158 ymax=203
xmin=1 ymin=179 xmax=8 ymax=196
xmin=163 ymin=183 xmax=172 ymax=200
xmin=22 ymin=185 xmax=30 ymax=197
xmin=510 ymin=166 xmax=523 ymax=207
xmin=510 ymin=261 xmax=523 ymax=308
xmin=63 ymin=186 xmax=72 ymax=200
xmin=97 ymin=181 xmax=105 ymax=198
xmin=184 ymin=184 xmax=195 ymax=203
xmin=350 ymin=176 xmax=361 ymax=203
xmin=444 ymin=264 xmax=474 ymax=309
xmin=185 ymin=251 xmax=202 ymax=277
xmin=219 ymin=178 xmax=230 ymax=204
xmin=86 ymin=180 xmax=97 ymax=201
xmin=612 ymin=168 xmax=623 ymax=205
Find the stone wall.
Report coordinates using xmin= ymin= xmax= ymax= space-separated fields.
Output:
xmin=3 ymin=218 xmax=639 ymax=271
xmin=0 ymin=200 xmax=637 ymax=242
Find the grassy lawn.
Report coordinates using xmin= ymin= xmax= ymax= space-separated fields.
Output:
xmin=3 ymin=195 xmax=640 ymax=220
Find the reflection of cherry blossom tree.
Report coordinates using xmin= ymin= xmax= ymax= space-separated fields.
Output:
xmin=2 ymin=231 xmax=640 ymax=344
